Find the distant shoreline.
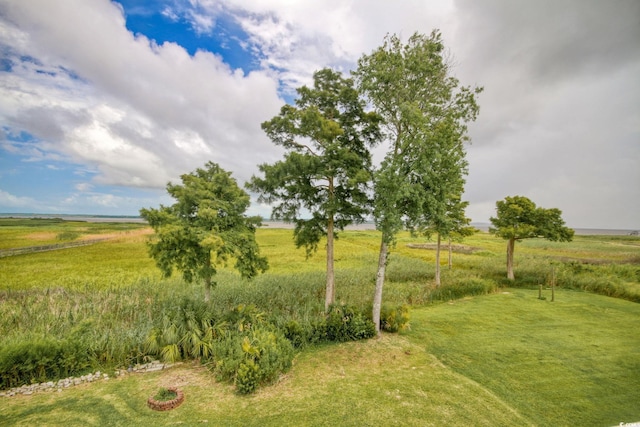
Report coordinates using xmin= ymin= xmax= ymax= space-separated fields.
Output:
xmin=0 ymin=213 xmax=636 ymax=236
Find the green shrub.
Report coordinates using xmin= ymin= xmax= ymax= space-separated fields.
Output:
xmin=380 ymin=304 xmax=410 ymax=333
xmin=0 ymin=337 xmax=92 ymax=390
xmin=210 ymin=326 xmax=294 ymax=395
xmin=235 ymin=359 xmax=259 ymax=394
xmin=282 ymin=319 xmax=307 ymax=348
xmin=145 ymin=297 xmax=219 ymax=363
xmin=222 ymin=304 xmax=265 ymax=332
xmin=325 ymin=304 xmax=376 ymax=342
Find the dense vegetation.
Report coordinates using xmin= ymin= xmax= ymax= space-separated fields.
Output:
xmin=0 ymin=218 xmax=639 ymax=424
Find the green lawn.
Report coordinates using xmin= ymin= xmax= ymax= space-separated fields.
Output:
xmin=414 ymin=289 xmax=640 ymax=426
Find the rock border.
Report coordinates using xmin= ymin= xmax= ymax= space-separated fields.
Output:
xmin=147 ymin=387 xmax=184 ymax=411
xmin=0 ymin=361 xmax=176 ymax=397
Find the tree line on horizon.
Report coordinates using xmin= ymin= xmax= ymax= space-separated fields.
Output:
xmin=140 ymin=30 xmax=573 ymax=335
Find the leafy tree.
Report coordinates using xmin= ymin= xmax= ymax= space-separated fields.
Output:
xmin=247 ymin=68 xmax=381 ymax=311
xmin=489 ymin=195 xmax=574 ymax=280
xmin=355 ymin=31 xmax=481 ymax=332
xmin=140 ymin=162 xmax=268 ymax=302
xmin=406 ymin=116 xmax=478 ymax=286
xmin=443 ymin=196 xmax=476 ymax=270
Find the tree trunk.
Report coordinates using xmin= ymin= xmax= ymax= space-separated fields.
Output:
xmin=448 ymin=236 xmax=453 ymax=270
xmin=506 ymin=237 xmax=516 ymax=280
xmin=325 ymin=214 xmax=335 ymax=312
xmin=204 ymin=276 xmax=212 ymax=303
xmin=372 ymin=236 xmax=388 ymax=336
xmin=435 ymin=233 xmax=441 ymax=287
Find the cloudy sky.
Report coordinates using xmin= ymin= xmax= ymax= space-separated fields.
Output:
xmin=1 ymin=0 xmax=638 ymax=229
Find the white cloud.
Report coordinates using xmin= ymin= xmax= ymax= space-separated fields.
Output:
xmin=0 ymin=189 xmax=37 ymax=209
xmin=74 ymin=182 xmax=93 ymax=192
xmin=0 ymin=0 xmax=283 ymax=189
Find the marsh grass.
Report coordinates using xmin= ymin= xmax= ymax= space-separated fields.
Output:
xmin=0 ymin=218 xmax=147 ymax=249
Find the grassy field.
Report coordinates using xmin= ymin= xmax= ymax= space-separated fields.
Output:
xmin=0 ymin=218 xmax=639 ymax=426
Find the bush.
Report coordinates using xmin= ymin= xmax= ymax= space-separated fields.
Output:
xmin=211 ymin=326 xmax=294 ymax=395
xmin=282 ymin=319 xmax=307 ymax=348
xmin=145 ymin=297 xmax=219 ymax=363
xmin=235 ymin=359 xmax=259 ymax=395
xmin=380 ymin=304 xmax=410 ymax=333
xmin=325 ymin=304 xmax=376 ymax=342
xmin=0 ymin=338 xmax=92 ymax=390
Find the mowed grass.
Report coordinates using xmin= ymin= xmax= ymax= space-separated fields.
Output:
xmin=415 ymin=289 xmax=640 ymax=426
xmin=1 ymin=219 xmax=639 ymax=426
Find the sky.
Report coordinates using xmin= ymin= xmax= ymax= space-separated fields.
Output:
xmin=0 ymin=0 xmax=638 ymax=229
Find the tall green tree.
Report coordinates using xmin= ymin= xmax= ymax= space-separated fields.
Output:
xmin=355 ymin=31 xmax=481 ymax=333
xmin=247 ymin=68 xmax=381 ymax=311
xmin=407 ymin=116 xmax=478 ymax=287
xmin=489 ymin=195 xmax=574 ymax=280
xmin=140 ymin=162 xmax=268 ymax=302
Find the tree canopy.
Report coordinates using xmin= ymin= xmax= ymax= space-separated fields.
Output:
xmin=140 ymin=162 xmax=268 ymax=302
xmin=489 ymin=195 xmax=574 ymax=280
xmin=247 ymin=68 xmax=381 ymax=311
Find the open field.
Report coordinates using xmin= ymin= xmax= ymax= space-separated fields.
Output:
xmin=0 ymin=218 xmax=639 ymax=425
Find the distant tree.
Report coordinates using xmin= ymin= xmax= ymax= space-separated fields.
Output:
xmin=355 ymin=31 xmax=481 ymax=332
xmin=140 ymin=162 xmax=268 ymax=302
xmin=247 ymin=68 xmax=381 ymax=311
xmin=444 ymin=198 xmax=476 ymax=270
xmin=406 ymin=117 xmax=477 ymax=287
xmin=415 ymin=195 xmax=476 ymax=285
xmin=489 ymin=195 xmax=574 ymax=280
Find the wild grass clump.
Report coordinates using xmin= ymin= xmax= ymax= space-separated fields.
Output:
xmin=428 ymin=278 xmax=498 ymax=303
xmin=0 ymin=336 xmax=93 ymax=389
xmin=494 ymin=256 xmax=640 ymax=302
xmin=153 ymin=387 xmax=177 ymax=401
xmin=556 ymin=263 xmax=640 ymax=302
xmin=56 ymin=231 xmax=80 ymax=241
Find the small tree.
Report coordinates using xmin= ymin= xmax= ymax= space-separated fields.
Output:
xmin=489 ymin=195 xmax=574 ymax=280
xmin=140 ymin=162 xmax=268 ymax=302
xmin=406 ymin=117 xmax=477 ymax=287
xmin=247 ymin=68 xmax=381 ymax=311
